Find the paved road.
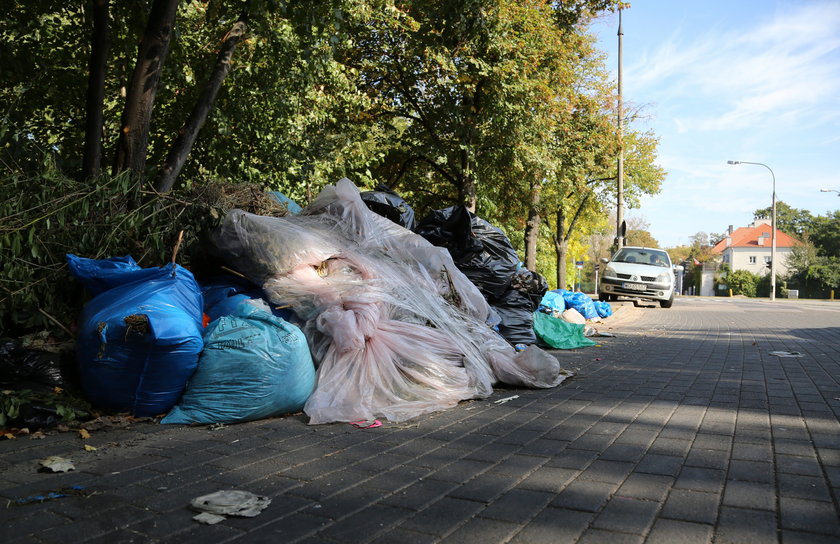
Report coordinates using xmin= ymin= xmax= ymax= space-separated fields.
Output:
xmin=2 ymin=296 xmax=839 ymax=543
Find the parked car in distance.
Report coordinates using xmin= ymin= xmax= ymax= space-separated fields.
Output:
xmin=598 ymin=246 xmax=682 ymax=308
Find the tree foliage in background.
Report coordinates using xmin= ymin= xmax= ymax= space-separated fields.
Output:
xmin=4 ymin=0 xmax=668 ymax=335
xmin=753 ymin=201 xmax=814 ymax=238
xmin=750 ymin=203 xmax=840 ymax=296
xmin=783 ymin=237 xmax=840 ymax=298
xmin=624 ymin=229 xmax=658 ymax=248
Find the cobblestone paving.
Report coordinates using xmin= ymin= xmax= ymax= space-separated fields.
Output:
xmin=1 ymin=297 xmax=839 ymax=543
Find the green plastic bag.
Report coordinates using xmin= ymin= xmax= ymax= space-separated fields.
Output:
xmin=533 ymin=312 xmax=597 ymax=350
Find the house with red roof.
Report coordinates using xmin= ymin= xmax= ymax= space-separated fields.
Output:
xmin=711 ymin=219 xmax=800 ymax=277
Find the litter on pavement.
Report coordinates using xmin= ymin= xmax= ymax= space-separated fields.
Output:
xmin=13 ymin=485 xmax=88 ymax=505
xmin=190 ymin=490 xmax=271 ymax=524
xmin=38 ymin=456 xmax=75 ymax=473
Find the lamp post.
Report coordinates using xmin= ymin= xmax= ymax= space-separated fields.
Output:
xmin=820 ymin=188 xmax=840 ymax=196
xmin=615 ymin=7 xmax=625 ymax=250
xmin=727 ymin=160 xmax=776 ymax=301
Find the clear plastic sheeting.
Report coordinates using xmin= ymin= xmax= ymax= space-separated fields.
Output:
xmin=207 ymin=178 xmax=568 ymax=424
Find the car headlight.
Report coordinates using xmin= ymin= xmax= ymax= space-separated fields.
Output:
xmin=656 ymin=273 xmax=671 ymax=284
xmin=604 ymin=266 xmax=617 ymax=277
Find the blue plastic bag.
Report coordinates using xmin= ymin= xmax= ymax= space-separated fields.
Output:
xmin=162 ymin=302 xmax=316 ymax=425
xmin=66 ymin=254 xmax=140 ymax=295
xmin=593 ymin=300 xmax=613 ymax=318
xmin=69 ymin=255 xmax=204 ymax=417
xmin=538 ymin=291 xmax=567 ymax=313
xmin=267 ymin=191 xmax=303 ymax=214
xmin=563 ymin=291 xmax=599 ymax=320
xmin=201 ymin=276 xmax=294 ymax=322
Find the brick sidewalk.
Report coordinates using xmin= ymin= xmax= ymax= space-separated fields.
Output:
xmin=1 ymin=297 xmax=839 ymax=543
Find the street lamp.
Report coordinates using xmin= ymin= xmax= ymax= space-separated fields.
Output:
xmin=820 ymin=188 xmax=840 ymax=196
xmin=727 ymin=160 xmax=777 ymax=301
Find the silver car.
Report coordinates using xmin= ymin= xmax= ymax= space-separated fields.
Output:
xmin=598 ymin=246 xmax=679 ymax=308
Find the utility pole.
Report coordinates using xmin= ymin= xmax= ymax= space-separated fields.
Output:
xmin=615 ymin=7 xmax=625 ymax=250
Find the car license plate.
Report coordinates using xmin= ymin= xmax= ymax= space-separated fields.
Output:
xmin=623 ymin=282 xmax=646 ymax=291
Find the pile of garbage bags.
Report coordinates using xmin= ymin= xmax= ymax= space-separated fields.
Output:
xmin=67 ymin=178 xmax=578 ymax=426
xmin=413 ymin=207 xmax=547 ymax=346
xmin=533 ymin=289 xmax=614 ymax=349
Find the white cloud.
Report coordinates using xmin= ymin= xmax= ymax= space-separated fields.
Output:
xmin=629 ymin=2 xmax=840 ymax=133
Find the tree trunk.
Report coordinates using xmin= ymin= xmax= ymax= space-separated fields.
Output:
xmin=155 ymin=10 xmax=249 ymax=193
xmin=554 ymin=205 xmax=568 ymax=289
xmin=524 ymin=180 xmax=541 ymax=270
xmin=554 ymin=191 xmax=592 ymax=289
xmin=82 ymin=0 xmax=110 ymax=180
xmin=459 ymin=148 xmax=477 ymax=212
xmin=113 ymin=0 xmax=180 ymax=178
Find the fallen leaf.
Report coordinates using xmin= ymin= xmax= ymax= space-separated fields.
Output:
xmin=3 ymin=433 xmax=15 ymax=440
xmin=29 ymin=431 xmax=46 ymax=439
xmin=78 ymin=429 xmax=91 ymax=440
xmin=84 ymin=444 xmax=97 ymax=452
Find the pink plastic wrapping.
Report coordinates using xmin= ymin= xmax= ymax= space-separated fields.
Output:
xmin=209 ymin=178 xmax=568 ymax=424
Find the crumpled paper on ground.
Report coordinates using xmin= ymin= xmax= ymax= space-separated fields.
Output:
xmin=190 ymin=490 xmax=271 ymax=524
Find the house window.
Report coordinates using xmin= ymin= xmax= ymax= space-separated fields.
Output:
xmin=764 ymin=256 xmax=771 ymax=264
xmin=749 ymin=256 xmax=756 ymax=264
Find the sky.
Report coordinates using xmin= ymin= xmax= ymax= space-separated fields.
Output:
xmin=591 ymin=0 xmax=840 ymax=248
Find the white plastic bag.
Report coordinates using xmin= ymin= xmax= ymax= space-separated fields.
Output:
xmin=561 ymin=308 xmax=586 ymax=324
xmin=208 ymin=178 xmax=567 ymax=424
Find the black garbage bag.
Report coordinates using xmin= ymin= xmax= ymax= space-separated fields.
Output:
xmin=491 ymin=288 xmax=538 ymax=346
xmin=0 ymin=339 xmax=66 ymax=388
xmin=360 ymin=186 xmax=416 ymax=230
xmin=414 ymin=206 xmax=519 ymax=301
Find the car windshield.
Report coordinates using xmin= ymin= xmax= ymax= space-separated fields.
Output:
xmin=613 ymin=249 xmax=670 ymax=267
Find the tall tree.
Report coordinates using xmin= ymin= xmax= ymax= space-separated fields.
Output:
xmin=154 ymin=6 xmax=249 ymax=193
xmin=809 ymin=210 xmax=840 ymax=257
xmin=113 ymin=0 xmax=180 ymax=178
xmin=82 ymin=0 xmax=110 ymax=180
xmin=753 ymin=201 xmax=814 ymax=237
xmin=342 ymin=0 xmax=620 ymax=216
xmin=625 ymin=229 xmax=659 ymax=248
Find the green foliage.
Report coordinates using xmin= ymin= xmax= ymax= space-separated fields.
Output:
xmin=2 ymin=0 xmax=643 ymax=330
xmin=0 ymin=155 xmax=253 ymax=335
xmin=0 ymin=391 xmax=23 ymax=427
xmin=753 ymin=201 xmax=814 ymax=238
xmin=0 ymin=388 xmax=91 ymax=428
xmin=625 ymin=229 xmax=659 ymax=248
xmin=726 ymin=269 xmax=758 ymax=297
xmin=784 ymin=239 xmax=840 ymax=297
xmin=809 ymin=210 xmax=840 ymax=258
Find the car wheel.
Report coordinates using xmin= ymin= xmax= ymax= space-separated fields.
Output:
xmin=659 ymin=295 xmax=674 ymax=308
